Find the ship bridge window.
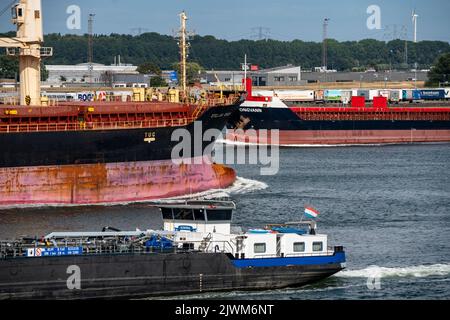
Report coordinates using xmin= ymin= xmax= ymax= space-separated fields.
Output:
xmin=254 ymin=243 xmax=266 ymax=254
xmin=206 ymin=209 xmax=232 ymax=221
xmin=313 ymin=242 xmax=323 ymax=252
xmin=293 ymin=242 xmax=305 ymax=252
xmin=173 ymin=208 xmax=194 ymax=220
xmin=193 ymin=209 xmax=205 ymax=221
xmin=161 ymin=208 xmax=173 ymax=220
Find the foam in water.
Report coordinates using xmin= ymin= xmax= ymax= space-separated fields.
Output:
xmin=335 ymin=264 xmax=450 ymax=278
xmin=159 ymin=176 xmax=268 ymax=201
xmin=217 ymin=138 xmax=390 ymax=148
xmin=1 ymin=177 xmax=268 ymax=209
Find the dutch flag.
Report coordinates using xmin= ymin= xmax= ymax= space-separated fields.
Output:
xmin=304 ymin=207 xmax=320 ymax=219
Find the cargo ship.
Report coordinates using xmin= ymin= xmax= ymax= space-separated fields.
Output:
xmin=0 ymin=2 xmax=241 ymax=207
xmin=226 ymin=78 xmax=450 ymax=145
xmin=0 ymin=200 xmax=346 ymax=299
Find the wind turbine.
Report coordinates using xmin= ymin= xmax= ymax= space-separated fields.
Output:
xmin=412 ymin=9 xmax=418 ymax=43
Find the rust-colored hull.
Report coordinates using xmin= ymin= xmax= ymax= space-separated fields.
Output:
xmin=0 ymin=158 xmax=236 ymax=207
xmin=226 ymin=129 xmax=450 ymax=145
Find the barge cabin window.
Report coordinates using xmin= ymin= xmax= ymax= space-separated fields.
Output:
xmin=173 ymin=208 xmax=194 ymax=220
xmin=254 ymin=243 xmax=266 ymax=254
xmin=206 ymin=209 xmax=232 ymax=221
xmin=312 ymin=242 xmax=323 ymax=252
xmin=161 ymin=208 xmax=230 ymax=221
xmin=161 ymin=208 xmax=173 ymax=220
xmin=293 ymin=242 xmax=305 ymax=252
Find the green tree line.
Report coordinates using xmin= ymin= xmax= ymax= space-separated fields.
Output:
xmin=1 ymin=31 xmax=449 ymax=77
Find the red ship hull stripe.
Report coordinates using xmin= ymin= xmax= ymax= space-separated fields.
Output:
xmin=226 ymin=129 xmax=450 ymax=145
xmin=0 ymin=158 xmax=236 ymax=207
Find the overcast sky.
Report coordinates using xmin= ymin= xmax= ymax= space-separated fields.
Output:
xmin=1 ymin=0 xmax=449 ymax=42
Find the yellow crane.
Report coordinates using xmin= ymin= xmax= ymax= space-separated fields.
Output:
xmin=0 ymin=0 xmax=52 ymax=106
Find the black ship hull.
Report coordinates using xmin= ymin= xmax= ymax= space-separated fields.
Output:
xmin=0 ymin=104 xmax=240 ymax=206
xmin=0 ymin=252 xmax=344 ymax=300
xmin=227 ymin=106 xmax=450 ymax=145
xmin=1 ymin=105 xmax=238 ymax=168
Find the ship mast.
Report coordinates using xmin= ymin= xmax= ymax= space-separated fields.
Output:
xmin=178 ymin=11 xmax=188 ymax=99
xmin=0 ymin=0 xmax=52 ymax=106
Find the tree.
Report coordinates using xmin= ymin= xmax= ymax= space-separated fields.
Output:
xmin=0 ymin=56 xmax=48 ymax=81
xmin=137 ymin=62 xmax=161 ymax=75
xmin=171 ymin=62 xmax=203 ymax=84
xmin=41 ymin=63 xmax=49 ymax=81
xmin=426 ymin=53 xmax=450 ymax=87
xmin=39 ymin=32 xmax=450 ymax=71
xmin=0 ymin=55 xmax=18 ymax=79
xmin=150 ymin=75 xmax=167 ymax=87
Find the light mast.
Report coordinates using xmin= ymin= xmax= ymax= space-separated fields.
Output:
xmin=178 ymin=11 xmax=188 ymax=99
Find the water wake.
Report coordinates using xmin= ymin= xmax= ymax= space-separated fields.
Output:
xmin=1 ymin=177 xmax=268 ymax=209
xmin=217 ymin=138 xmax=392 ymax=148
xmin=160 ymin=176 xmax=268 ymax=201
xmin=335 ymin=264 xmax=450 ymax=278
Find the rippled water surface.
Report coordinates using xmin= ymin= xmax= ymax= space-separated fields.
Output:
xmin=1 ymin=143 xmax=449 ymax=299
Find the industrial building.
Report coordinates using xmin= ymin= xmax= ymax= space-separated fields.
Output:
xmin=200 ymin=65 xmax=429 ymax=87
xmin=45 ymin=63 xmax=140 ymax=87
xmin=201 ymin=65 xmax=305 ymax=87
xmin=300 ymin=70 xmax=429 ymax=83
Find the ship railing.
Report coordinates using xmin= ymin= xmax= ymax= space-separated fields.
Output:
xmin=0 ymin=118 xmax=197 ymax=133
xmin=199 ymin=97 xmax=239 ymax=107
xmin=0 ymin=238 xmax=236 ymax=259
xmin=204 ymin=240 xmax=235 ymax=254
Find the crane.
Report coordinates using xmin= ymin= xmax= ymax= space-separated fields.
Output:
xmin=0 ymin=0 xmax=52 ymax=106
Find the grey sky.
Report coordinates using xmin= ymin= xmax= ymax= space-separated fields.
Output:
xmin=1 ymin=0 xmax=449 ymax=42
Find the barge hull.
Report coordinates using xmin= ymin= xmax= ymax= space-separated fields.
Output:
xmin=0 ymin=253 xmax=344 ymax=299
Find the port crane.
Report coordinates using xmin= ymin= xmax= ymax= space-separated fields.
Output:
xmin=0 ymin=0 xmax=52 ymax=106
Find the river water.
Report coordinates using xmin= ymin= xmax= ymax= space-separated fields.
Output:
xmin=1 ymin=143 xmax=449 ymax=299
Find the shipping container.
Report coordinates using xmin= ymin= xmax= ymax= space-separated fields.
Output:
xmin=412 ymin=89 xmax=422 ymax=100
xmin=373 ymin=96 xmax=387 ymax=108
xmin=369 ymin=90 xmax=379 ymax=101
xmin=357 ymin=89 xmax=370 ymax=101
xmin=402 ymin=89 xmax=413 ymax=101
xmin=378 ymin=90 xmax=390 ymax=99
xmin=389 ymin=89 xmax=401 ymax=103
xmin=418 ymin=89 xmax=445 ymax=100
xmin=324 ymin=89 xmax=342 ymax=102
xmin=76 ymin=92 xmax=95 ymax=102
xmin=314 ymin=90 xmax=324 ymax=102
xmin=254 ymin=90 xmax=315 ymax=102
xmin=351 ymin=96 xmax=365 ymax=107
xmin=275 ymin=90 xmax=315 ymax=102
xmin=341 ymin=90 xmax=352 ymax=104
